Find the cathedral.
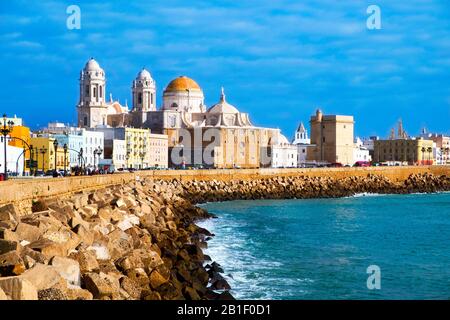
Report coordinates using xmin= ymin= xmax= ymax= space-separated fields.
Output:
xmin=76 ymin=58 xmax=295 ymax=168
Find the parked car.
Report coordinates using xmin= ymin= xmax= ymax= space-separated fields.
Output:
xmin=328 ymin=162 xmax=343 ymax=168
xmin=354 ymin=161 xmax=371 ymax=167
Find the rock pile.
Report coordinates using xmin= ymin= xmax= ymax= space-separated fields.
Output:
xmin=0 ymin=180 xmax=227 ymax=300
xmin=0 ymin=172 xmax=448 ymax=300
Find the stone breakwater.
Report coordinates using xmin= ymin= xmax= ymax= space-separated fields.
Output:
xmin=0 ymin=172 xmax=449 ymax=300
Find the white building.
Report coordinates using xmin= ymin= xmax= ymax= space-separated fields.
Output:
xmin=0 ymin=137 xmax=24 ymax=176
xmin=354 ymin=137 xmax=372 ymax=163
xmin=45 ymin=123 xmax=104 ymax=169
xmin=263 ymin=133 xmax=297 ymax=168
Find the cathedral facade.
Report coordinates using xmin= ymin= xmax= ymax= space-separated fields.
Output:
xmin=77 ymin=58 xmax=293 ymax=168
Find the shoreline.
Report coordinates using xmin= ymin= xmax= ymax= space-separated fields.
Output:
xmin=0 ymin=172 xmax=449 ymax=300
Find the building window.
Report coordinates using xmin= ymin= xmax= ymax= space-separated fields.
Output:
xmin=83 ymin=116 xmax=88 ymax=126
xmin=138 ymin=93 xmax=142 ymax=104
xmin=323 ymin=137 xmax=326 ymax=143
xmin=99 ymin=86 xmax=103 ymax=98
xmin=93 ymin=87 xmax=97 ymax=98
xmin=85 ymin=85 xmax=89 ymax=96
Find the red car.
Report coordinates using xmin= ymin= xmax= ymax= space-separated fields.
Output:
xmin=354 ymin=161 xmax=371 ymax=167
xmin=328 ymin=162 xmax=343 ymax=168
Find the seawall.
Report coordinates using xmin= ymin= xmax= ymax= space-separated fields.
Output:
xmin=1 ymin=166 xmax=449 ymax=206
xmin=0 ymin=167 xmax=449 ymax=300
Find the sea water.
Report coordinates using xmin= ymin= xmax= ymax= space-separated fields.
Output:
xmin=198 ymin=193 xmax=450 ymax=300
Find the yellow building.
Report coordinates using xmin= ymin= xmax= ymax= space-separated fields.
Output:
xmin=30 ymin=137 xmax=69 ymax=173
xmin=374 ymin=138 xmax=434 ymax=165
xmin=9 ymin=125 xmax=31 ymax=174
xmin=307 ymin=109 xmax=355 ymax=165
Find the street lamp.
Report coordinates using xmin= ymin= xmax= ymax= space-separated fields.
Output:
xmin=63 ymin=143 xmax=68 ymax=176
xmin=125 ymin=153 xmax=130 ymax=170
xmin=78 ymin=147 xmax=84 ymax=175
xmin=39 ymin=147 xmax=47 ymax=173
xmin=139 ymin=151 xmax=146 ymax=169
xmin=1 ymin=114 xmax=14 ymax=180
xmin=53 ymin=140 xmax=58 ymax=177
xmin=93 ymin=146 xmax=103 ymax=172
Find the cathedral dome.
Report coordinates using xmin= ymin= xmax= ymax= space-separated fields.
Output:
xmin=208 ymin=88 xmax=239 ymax=114
xmin=165 ymin=76 xmax=202 ymax=92
xmin=84 ymin=58 xmax=102 ymax=72
xmin=136 ymin=68 xmax=152 ymax=80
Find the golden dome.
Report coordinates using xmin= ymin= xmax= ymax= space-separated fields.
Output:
xmin=165 ymin=76 xmax=202 ymax=92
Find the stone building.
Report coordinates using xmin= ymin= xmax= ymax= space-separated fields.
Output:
xmin=373 ymin=138 xmax=434 ymax=165
xmin=76 ymin=58 xmax=287 ymax=169
xmin=307 ymin=109 xmax=355 ymax=165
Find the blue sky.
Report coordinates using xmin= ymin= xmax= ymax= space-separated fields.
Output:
xmin=0 ymin=0 xmax=449 ymax=139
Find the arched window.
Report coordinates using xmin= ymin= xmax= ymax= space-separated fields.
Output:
xmin=93 ymin=87 xmax=97 ymax=98
xmin=138 ymin=93 xmax=142 ymax=104
xmin=171 ymin=103 xmax=178 ymax=109
xmin=83 ymin=116 xmax=88 ymax=126
xmin=99 ymin=86 xmax=103 ymax=98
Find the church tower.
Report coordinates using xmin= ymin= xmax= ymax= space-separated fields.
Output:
xmin=77 ymin=58 xmax=108 ymax=128
xmin=131 ymin=68 xmax=156 ymax=127
xmin=293 ymin=122 xmax=310 ymax=144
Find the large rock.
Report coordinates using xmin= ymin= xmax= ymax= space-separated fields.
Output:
xmin=83 ymin=272 xmax=120 ymax=299
xmin=0 ymin=204 xmax=19 ymax=223
xmin=0 ymin=251 xmax=26 ymax=276
xmin=69 ymin=250 xmax=99 ymax=273
xmin=15 ymin=223 xmax=42 ymax=242
xmin=50 ymin=256 xmax=81 ymax=288
xmin=0 ymin=287 xmax=7 ymax=300
xmin=20 ymin=263 xmax=64 ymax=291
xmin=0 ymin=228 xmax=18 ymax=241
xmin=0 ymin=239 xmax=19 ymax=255
xmin=149 ymin=270 xmax=168 ymax=289
xmin=0 ymin=277 xmax=38 ymax=300
xmin=119 ymin=276 xmax=141 ymax=300
xmin=38 ymin=288 xmax=68 ymax=300
xmin=27 ymin=239 xmax=67 ymax=258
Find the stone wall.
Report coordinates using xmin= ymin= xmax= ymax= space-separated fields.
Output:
xmin=1 ymin=166 xmax=449 ymax=206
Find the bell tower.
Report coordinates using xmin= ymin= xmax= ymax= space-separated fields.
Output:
xmin=77 ymin=58 xmax=108 ymax=128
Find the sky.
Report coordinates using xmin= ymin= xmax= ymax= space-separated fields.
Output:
xmin=0 ymin=0 xmax=449 ymax=139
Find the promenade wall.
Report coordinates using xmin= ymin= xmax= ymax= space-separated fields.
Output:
xmin=0 ymin=166 xmax=449 ymax=205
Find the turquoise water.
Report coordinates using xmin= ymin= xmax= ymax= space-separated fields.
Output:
xmin=198 ymin=193 xmax=450 ymax=300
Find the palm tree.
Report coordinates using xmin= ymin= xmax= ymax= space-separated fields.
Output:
xmin=427 ymin=147 xmax=433 ymax=165
xmin=421 ymin=147 xmax=426 ymax=165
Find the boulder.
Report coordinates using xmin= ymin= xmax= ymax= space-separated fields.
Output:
xmin=83 ymin=272 xmax=119 ymax=299
xmin=87 ymin=243 xmax=110 ymax=260
xmin=0 ymin=239 xmax=19 ymax=255
xmin=119 ymin=276 xmax=141 ymax=300
xmin=149 ymin=270 xmax=168 ymax=289
xmin=0 ymin=204 xmax=19 ymax=223
xmin=73 ymin=224 xmax=94 ymax=246
xmin=50 ymin=256 xmax=81 ymax=288
xmin=0 ymin=287 xmax=7 ymax=300
xmin=0 ymin=251 xmax=26 ymax=276
xmin=0 ymin=228 xmax=18 ymax=241
xmin=69 ymin=250 xmax=99 ymax=273
xmin=126 ymin=268 xmax=150 ymax=288
xmin=20 ymin=263 xmax=64 ymax=291
xmin=183 ymin=286 xmax=201 ymax=300
xmin=27 ymin=239 xmax=67 ymax=258
xmin=66 ymin=287 xmax=93 ymax=300
xmin=15 ymin=223 xmax=42 ymax=243
xmin=38 ymin=288 xmax=68 ymax=300
xmin=0 ymin=277 xmax=38 ymax=300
